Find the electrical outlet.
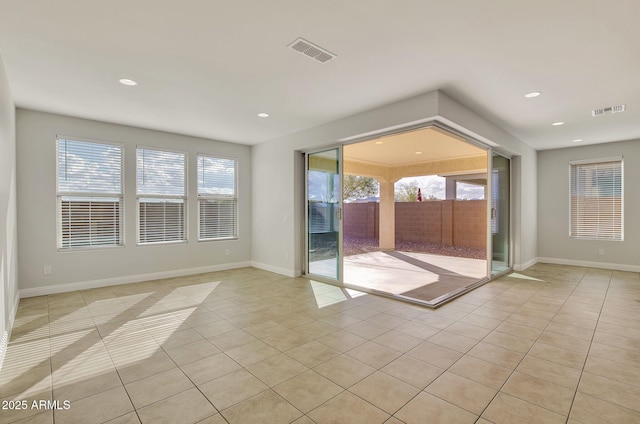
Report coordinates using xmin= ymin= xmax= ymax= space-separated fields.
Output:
xmin=43 ymin=265 xmax=53 ymax=275
xmin=284 ymin=253 xmax=289 ymax=261
xmin=225 ymin=249 xmax=230 ymax=256
xmin=598 ymin=248 xmax=605 ymax=256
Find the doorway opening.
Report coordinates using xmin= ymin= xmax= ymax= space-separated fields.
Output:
xmin=305 ymin=124 xmax=510 ymax=307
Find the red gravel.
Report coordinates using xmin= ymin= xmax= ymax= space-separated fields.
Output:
xmin=344 ymin=234 xmax=486 ymax=259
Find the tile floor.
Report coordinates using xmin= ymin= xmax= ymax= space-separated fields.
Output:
xmin=1 ymin=263 xmax=639 ymax=423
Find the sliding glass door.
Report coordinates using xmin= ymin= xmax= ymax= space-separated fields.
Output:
xmin=302 ymin=128 xmax=512 ymax=306
xmin=491 ymin=153 xmax=510 ymax=276
xmin=306 ymin=148 xmax=342 ymax=280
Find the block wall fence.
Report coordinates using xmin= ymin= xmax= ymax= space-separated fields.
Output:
xmin=343 ymin=200 xmax=486 ymax=249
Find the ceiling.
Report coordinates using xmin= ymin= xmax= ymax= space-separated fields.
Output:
xmin=344 ymin=126 xmax=485 ymax=166
xmin=1 ymin=1 xmax=639 ymax=150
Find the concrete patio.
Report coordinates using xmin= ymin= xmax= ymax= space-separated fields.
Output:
xmin=311 ymin=251 xmax=488 ymax=305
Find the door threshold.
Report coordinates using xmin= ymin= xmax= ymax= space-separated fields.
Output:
xmin=302 ymin=273 xmax=505 ymax=309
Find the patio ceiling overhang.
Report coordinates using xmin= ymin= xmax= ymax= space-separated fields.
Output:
xmin=343 ymin=125 xmax=488 ymax=182
xmin=343 ymin=154 xmax=487 ymax=183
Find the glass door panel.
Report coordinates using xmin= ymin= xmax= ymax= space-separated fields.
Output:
xmin=491 ymin=153 xmax=510 ymax=276
xmin=307 ymin=148 xmax=341 ymax=280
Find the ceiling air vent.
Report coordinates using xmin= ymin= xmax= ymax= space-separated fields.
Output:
xmin=288 ymin=37 xmax=336 ymax=64
xmin=592 ymin=104 xmax=626 ymax=117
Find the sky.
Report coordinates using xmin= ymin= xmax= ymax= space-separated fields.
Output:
xmin=57 ymin=138 xmax=122 ymax=194
xmin=57 ymin=139 xmax=236 ymax=197
xmin=308 ymin=171 xmax=486 ymax=202
xmin=397 ymin=176 xmax=485 ymax=200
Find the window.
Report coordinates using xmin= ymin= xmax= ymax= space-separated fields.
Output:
xmin=56 ymin=138 xmax=123 ymax=249
xmin=197 ymin=155 xmax=237 ymax=240
xmin=570 ymin=157 xmax=623 ymax=240
xmin=137 ymin=148 xmax=186 ymax=244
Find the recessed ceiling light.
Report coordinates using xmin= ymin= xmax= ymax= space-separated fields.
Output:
xmin=524 ymin=91 xmax=541 ymax=98
xmin=375 ymin=141 xmax=383 ymax=145
xmin=119 ymin=78 xmax=137 ymax=86
xmin=257 ymin=113 xmax=269 ymax=118
xmin=572 ymin=139 xmax=583 ymax=143
xmin=415 ymin=151 xmax=423 ymax=155
xmin=552 ymin=121 xmax=565 ymax=126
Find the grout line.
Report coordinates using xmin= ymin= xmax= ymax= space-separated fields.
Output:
xmin=6 ymin=266 xmax=639 ymax=424
xmin=564 ymin=270 xmax=613 ymax=424
xmin=455 ymin=267 xmax=593 ymax=422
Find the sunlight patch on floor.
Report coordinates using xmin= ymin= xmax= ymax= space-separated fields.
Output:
xmin=508 ymin=272 xmax=545 ymax=282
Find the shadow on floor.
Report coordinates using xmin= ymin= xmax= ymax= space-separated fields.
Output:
xmin=342 ymin=250 xmax=487 ymax=304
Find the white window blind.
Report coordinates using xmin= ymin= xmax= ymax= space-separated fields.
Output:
xmin=197 ymin=155 xmax=237 ymax=240
xmin=56 ymin=138 xmax=123 ymax=249
xmin=570 ymin=157 xmax=623 ymax=240
xmin=137 ymin=148 xmax=186 ymax=244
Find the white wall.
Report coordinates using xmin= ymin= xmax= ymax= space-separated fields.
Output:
xmin=538 ymin=140 xmax=640 ymax=271
xmin=252 ymin=90 xmax=538 ymax=276
xmin=0 ymin=55 xmax=19 ymax=366
xmin=16 ymin=109 xmax=252 ymax=295
xmin=437 ymin=92 xmax=538 ymax=269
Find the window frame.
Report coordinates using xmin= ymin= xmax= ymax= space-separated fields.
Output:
xmin=136 ymin=146 xmax=188 ymax=245
xmin=196 ymin=153 xmax=238 ymax=242
xmin=55 ymin=136 xmax=125 ymax=251
xmin=569 ymin=156 xmax=624 ymax=241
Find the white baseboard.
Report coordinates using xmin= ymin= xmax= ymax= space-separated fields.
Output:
xmin=250 ymin=261 xmax=298 ymax=278
xmin=19 ymin=261 xmax=252 ymax=298
xmin=0 ymin=292 xmax=20 ymax=371
xmin=537 ymin=257 xmax=640 ymax=273
xmin=513 ymin=257 xmax=539 ymax=271
xmin=12 ymin=291 xmax=19 ymax=322
xmin=0 ymin=331 xmax=7 ymax=372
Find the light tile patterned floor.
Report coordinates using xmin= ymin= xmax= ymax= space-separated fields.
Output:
xmin=1 ymin=263 xmax=639 ymax=423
